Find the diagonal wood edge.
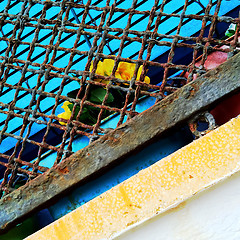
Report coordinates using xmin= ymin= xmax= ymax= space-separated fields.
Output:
xmin=24 ymin=116 xmax=240 ymax=240
xmin=0 ymin=53 xmax=240 ymax=231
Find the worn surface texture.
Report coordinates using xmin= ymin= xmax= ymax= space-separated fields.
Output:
xmin=115 ymin=167 xmax=240 ymax=240
xmin=0 ymin=53 xmax=240 ymax=231
xmin=25 ymin=115 xmax=240 ymax=240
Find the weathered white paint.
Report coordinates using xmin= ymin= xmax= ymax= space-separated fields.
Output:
xmin=115 ymin=171 xmax=240 ymax=240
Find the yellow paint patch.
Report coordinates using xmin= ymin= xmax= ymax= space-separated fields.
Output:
xmin=25 ymin=116 xmax=240 ymax=240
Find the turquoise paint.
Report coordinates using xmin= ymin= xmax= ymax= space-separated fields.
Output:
xmin=48 ymin=124 xmax=193 ymax=220
xmin=0 ymin=0 xmax=239 ymax=237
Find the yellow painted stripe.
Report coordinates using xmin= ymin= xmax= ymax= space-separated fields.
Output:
xmin=26 ymin=116 xmax=240 ymax=240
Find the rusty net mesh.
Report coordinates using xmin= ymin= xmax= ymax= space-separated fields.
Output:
xmin=0 ymin=0 xmax=239 ymax=199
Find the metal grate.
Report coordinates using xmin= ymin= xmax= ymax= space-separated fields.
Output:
xmin=0 ymin=0 xmax=239 ymax=199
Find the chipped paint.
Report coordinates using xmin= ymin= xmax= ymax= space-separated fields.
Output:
xmin=25 ymin=116 xmax=240 ymax=240
xmin=115 ymin=170 xmax=240 ymax=240
xmin=1 ymin=53 xmax=240 ymax=231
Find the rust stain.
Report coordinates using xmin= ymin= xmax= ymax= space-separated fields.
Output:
xmin=186 ymin=82 xmax=200 ymax=98
xmin=190 ymin=83 xmax=200 ymax=97
xmin=101 ymin=133 xmax=120 ymax=143
xmin=2 ymin=54 xmax=240 ymax=233
xmin=190 ymin=89 xmax=196 ymax=97
xmin=57 ymin=166 xmax=70 ymax=174
xmin=101 ymin=134 xmax=122 ymax=146
xmin=2 ymin=196 xmax=12 ymax=203
xmin=126 ymin=220 xmax=138 ymax=227
xmin=25 ymin=116 xmax=240 ymax=240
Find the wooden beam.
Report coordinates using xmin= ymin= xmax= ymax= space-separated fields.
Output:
xmin=0 ymin=53 xmax=240 ymax=231
xmin=25 ymin=116 xmax=240 ymax=240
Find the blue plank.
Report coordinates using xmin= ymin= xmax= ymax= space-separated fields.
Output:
xmin=48 ymin=124 xmax=193 ymax=220
xmin=0 ymin=1 xmax=239 ymax=235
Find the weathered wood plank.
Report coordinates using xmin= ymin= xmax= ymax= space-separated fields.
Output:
xmin=0 ymin=53 xmax=240 ymax=231
xmin=25 ymin=116 xmax=240 ymax=240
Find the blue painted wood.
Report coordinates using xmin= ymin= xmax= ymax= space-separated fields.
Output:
xmin=0 ymin=1 xmax=239 ymax=236
xmin=48 ymin=124 xmax=193 ymax=220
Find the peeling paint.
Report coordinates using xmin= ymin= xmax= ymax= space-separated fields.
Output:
xmin=25 ymin=116 xmax=240 ymax=240
xmin=0 ymin=53 xmax=240 ymax=231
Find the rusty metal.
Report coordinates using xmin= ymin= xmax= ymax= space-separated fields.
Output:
xmin=1 ymin=52 xmax=240 ymax=231
xmin=0 ymin=0 xmax=240 ymax=231
xmin=188 ymin=111 xmax=217 ymax=138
